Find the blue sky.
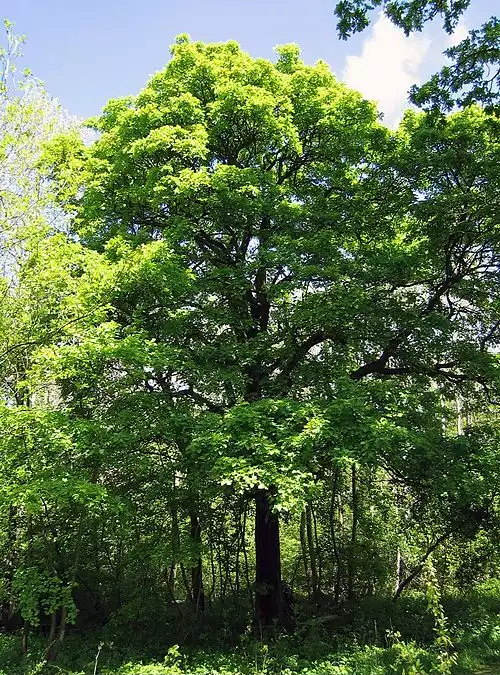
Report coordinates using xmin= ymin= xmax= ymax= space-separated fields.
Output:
xmin=3 ymin=0 xmax=495 ymax=126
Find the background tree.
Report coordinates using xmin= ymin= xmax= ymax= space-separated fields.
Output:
xmin=0 ymin=21 xmax=87 ymax=657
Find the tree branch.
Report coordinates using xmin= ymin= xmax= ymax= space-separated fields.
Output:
xmin=274 ymin=329 xmax=346 ymax=393
xmin=171 ymin=386 xmax=225 ymax=414
xmin=393 ymin=531 xmax=451 ymax=600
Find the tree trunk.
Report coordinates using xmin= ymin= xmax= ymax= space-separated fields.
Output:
xmin=242 ymin=260 xmax=283 ymax=624
xmin=254 ymin=490 xmax=283 ymax=624
xmin=190 ymin=512 xmax=205 ymax=611
xmin=47 ymin=516 xmax=83 ymax=662
xmin=55 ymin=607 xmax=67 ymax=658
xmin=312 ymin=504 xmax=323 ymax=595
xmin=6 ymin=504 xmax=17 ymax=623
xmin=169 ymin=500 xmax=180 ymax=597
xmin=300 ymin=508 xmax=311 ymax=596
xmin=241 ymin=504 xmax=254 ymax=611
xmin=47 ymin=610 xmax=57 ymax=653
xmin=305 ymin=503 xmax=319 ymax=598
xmin=395 ymin=547 xmax=402 ymax=595
xmin=330 ymin=467 xmax=342 ymax=605
xmin=21 ymin=620 xmax=29 ymax=655
xmin=347 ymin=463 xmax=358 ymax=601
xmin=22 ymin=515 xmax=33 ymax=654
xmin=393 ymin=532 xmax=451 ymax=600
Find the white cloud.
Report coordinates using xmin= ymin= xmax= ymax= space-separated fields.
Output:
xmin=343 ymin=14 xmax=430 ymax=127
xmin=447 ymin=20 xmax=468 ymax=48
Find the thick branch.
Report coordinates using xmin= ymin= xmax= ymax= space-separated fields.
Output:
xmin=351 ymin=359 xmax=464 ymax=382
xmin=274 ymin=329 xmax=346 ymax=393
xmin=350 ymin=265 xmax=468 ymax=382
xmin=393 ymin=531 xmax=451 ymax=600
xmin=350 ymin=337 xmax=402 ymax=381
xmin=171 ymin=386 xmax=225 ymax=414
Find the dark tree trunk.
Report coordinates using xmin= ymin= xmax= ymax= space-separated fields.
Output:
xmin=347 ymin=463 xmax=358 ymax=601
xmin=330 ymin=467 xmax=342 ymax=605
xmin=243 ymin=265 xmax=284 ymax=625
xmin=254 ymin=490 xmax=283 ymax=624
xmin=21 ymin=620 xmax=29 ymax=655
xmin=241 ymin=504 xmax=254 ymax=610
xmin=5 ymin=504 xmax=17 ymax=623
xmin=47 ymin=610 xmax=57 ymax=651
xmin=300 ymin=508 xmax=310 ymax=596
xmin=46 ymin=607 xmax=67 ymax=662
xmin=190 ymin=512 xmax=205 ymax=611
xmin=305 ymin=503 xmax=319 ymax=598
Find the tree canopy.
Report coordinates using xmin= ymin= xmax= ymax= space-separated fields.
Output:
xmin=40 ymin=36 xmax=500 ymax=622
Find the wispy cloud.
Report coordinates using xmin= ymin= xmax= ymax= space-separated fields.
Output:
xmin=447 ymin=20 xmax=468 ymax=48
xmin=343 ymin=13 xmax=430 ymax=127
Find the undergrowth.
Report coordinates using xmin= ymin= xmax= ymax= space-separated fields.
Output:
xmin=0 ymin=582 xmax=498 ymax=675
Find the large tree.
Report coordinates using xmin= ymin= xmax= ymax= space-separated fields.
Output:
xmin=43 ymin=37 xmax=500 ymax=624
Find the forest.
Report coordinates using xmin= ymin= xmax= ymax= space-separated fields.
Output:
xmin=0 ymin=2 xmax=499 ymax=673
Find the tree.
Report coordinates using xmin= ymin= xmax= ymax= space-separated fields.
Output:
xmin=334 ymin=1 xmax=500 ymax=111
xmin=0 ymin=20 xmax=76 ymax=265
xmin=0 ymin=21 xmax=87 ymax=656
xmin=43 ymin=37 xmax=500 ymax=625
xmin=0 ymin=19 xmax=79 ymax=406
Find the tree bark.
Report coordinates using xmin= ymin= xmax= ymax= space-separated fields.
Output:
xmin=347 ymin=463 xmax=358 ymax=601
xmin=254 ymin=490 xmax=283 ymax=624
xmin=395 ymin=547 xmax=402 ymax=595
xmin=21 ymin=621 xmax=30 ymax=655
xmin=169 ymin=496 xmax=180 ymax=597
xmin=305 ymin=503 xmax=319 ymax=598
xmin=393 ymin=532 xmax=451 ymax=600
xmin=330 ymin=467 xmax=342 ymax=605
xmin=241 ymin=504 xmax=254 ymax=611
xmin=5 ymin=504 xmax=17 ymax=622
xmin=300 ymin=508 xmax=310 ymax=596
xmin=45 ymin=610 xmax=58 ymax=659
xmin=190 ymin=512 xmax=205 ymax=611
xmin=46 ymin=516 xmax=83 ymax=662
xmin=312 ymin=504 xmax=323 ymax=596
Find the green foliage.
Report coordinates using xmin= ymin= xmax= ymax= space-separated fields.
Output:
xmin=12 ymin=567 xmax=76 ymax=626
xmin=410 ymin=18 xmax=500 ymax=111
xmin=335 ymin=0 xmax=471 ymax=37
xmin=0 ymin=18 xmax=25 ymax=93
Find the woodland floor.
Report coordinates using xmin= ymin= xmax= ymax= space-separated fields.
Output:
xmin=0 ymin=588 xmax=499 ymax=674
